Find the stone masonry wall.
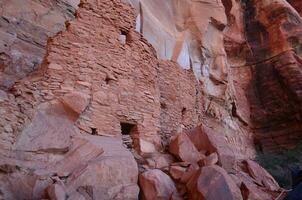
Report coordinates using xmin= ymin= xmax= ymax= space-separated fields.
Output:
xmin=158 ymin=60 xmax=202 ymax=143
xmin=0 ymin=0 xmax=212 ymax=153
xmin=0 ymin=0 xmax=257 ymax=158
xmin=1 ymin=0 xmax=163 ymax=151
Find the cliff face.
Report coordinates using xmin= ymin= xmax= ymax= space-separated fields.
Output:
xmin=0 ymin=0 xmax=79 ymax=89
xmin=0 ymin=0 xmax=301 ymax=199
xmin=242 ymin=0 xmax=302 ymax=152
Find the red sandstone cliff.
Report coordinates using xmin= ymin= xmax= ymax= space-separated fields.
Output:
xmin=0 ymin=0 xmax=301 ymax=199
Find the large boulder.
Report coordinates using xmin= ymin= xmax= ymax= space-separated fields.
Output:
xmin=46 ymin=184 xmax=66 ymax=200
xmin=139 ymin=169 xmax=181 ymax=200
xmin=186 ymin=125 xmax=236 ymax=171
xmin=240 ymin=181 xmax=272 ymax=200
xmin=244 ymin=160 xmax=279 ymax=191
xmin=63 ymin=135 xmax=140 ymax=200
xmin=0 ymin=134 xmax=140 ymax=200
xmin=169 ymin=132 xmax=203 ymax=164
xmin=14 ymin=100 xmax=77 ymax=153
xmin=198 ymin=152 xmax=218 ymax=167
xmin=230 ymin=171 xmax=274 ymax=200
xmin=60 ymin=91 xmax=90 ymax=117
xmin=187 ymin=165 xmax=243 ymax=200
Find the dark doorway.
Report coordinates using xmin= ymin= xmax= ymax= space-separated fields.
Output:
xmin=121 ymin=122 xmax=136 ymax=135
xmin=120 ymin=122 xmax=137 ymax=150
xmin=91 ymin=127 xmax=98 ymax=135
xmin=119 ymin=30 xmax=131 ymax=44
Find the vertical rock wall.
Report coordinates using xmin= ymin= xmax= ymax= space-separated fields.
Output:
xmin=242 ymin=0 xmax=302 ymax=152
xmin=0 ymin=0 xmax=79 ymax=89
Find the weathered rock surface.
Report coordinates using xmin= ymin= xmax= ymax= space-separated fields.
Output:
xmin=186 ymin=165 xmax=243 ymax=200
xmin=198 ymin=152 xmax=219 ymax=167
xmin=240 ymin=0 xmax=302 ymax=152
xmin=0 ymin=0 xmax=79 ymax=89
xmin=0 ymin=0 xmax=301 ymax=199
xmin=186 ymin=125 xmax=236 ymax=171
xmin=47 ymin=184 xmax=66 ymax=200
xmin=169 ymin=132 xmax=203 ymax=164
xmin=0 ymin=134 xmax=139 ymax=200
xmin=244 ymin=160 xmax=280 ymax=191
xmin=139 ymin=169 xmax=180 ymax=200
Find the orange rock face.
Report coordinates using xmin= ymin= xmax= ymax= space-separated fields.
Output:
xmin=241 ymin=0 xmax=302 ymax=152
xmin=0 ymin=0 xmax=301 ymax=199
xmin=0 ymin=0 xmax=79 ymax=89
xmin=186 ymin=165 xmax=243 ymax=200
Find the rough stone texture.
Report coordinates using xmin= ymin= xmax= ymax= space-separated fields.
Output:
xmin=0 ymin=0 xmax=256 ymax=157
xmin=0 ymin=0 xmax=301 ymax=199
xmin=186 ymin=165 xmax=243 ymax=200
xmin=186 ymin=125 xmax=237 ymax=171
xmin=244 ymin=160 xmax=280 ymax=191
xmin=0 ymin=0 xmax=79 ymax=89
xmin=0 ymin=0 xmax=164 ymax=152
xmin=139 ymin=169 xmax=180 ymax=200
xmin=47 ymin=184 xmax=66 ymax=200
xmin=128 ymin=0 xmax=256 ymax=157
xmin=230 ymin=171 xmax=276 ymax=200
xmin=158 ymin=61 xmax=202 ymax=143
xmin=169 ymin=132 xmax=203 ymax=164
xmin=241 ymin=0 xmax=302 ymax=152
xmin=223 ymin=0 xmax=302 ymax=152
xmin=198 ymin=152 xmax=219 ymax=167
xmin=0 ymin=133 xmax=139 ymax=200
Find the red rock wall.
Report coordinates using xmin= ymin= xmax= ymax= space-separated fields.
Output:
xmin=3 ymin=0 xmax=163 ymax=151
xmin=223 ymin=0 xmax=302 ymax=152
xmin=0 ymin=0 xmax=257 ymax=158
xmin=242 ymin=0 xmax=302 ymax=152
xmin=287 ymin=0 xmax=302 ymax=15
xmin=1 ymin=0 xmax=301 ymax=158
xmin=1 ymin=0 xmax=301 ymax=198
xmin=0 ymin=0 xmax=79 ymax=89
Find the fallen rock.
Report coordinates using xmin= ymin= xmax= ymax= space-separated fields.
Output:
xmin=0 ymin=134 xmax=139 ymax=200
xmin=146 ymin=153 xmax=175 ymax=170
xmin=60 ymin=91 xmax=90 ymax=116
xmin=14 ymin=101 xmax=76 ymax=153
xmin=37 ymin=136 xmax=104 ymax=176
xmin=198 ymin=152 xmax=218 ymax=167
xmin=63 ymin=135 xmax=140 ymax=200
xmin=229 ymin=171 xmax=275 ymax=200
xmin=139 ymin=138 xmax=157 ymax=154
xmin=179 ymin=164 xmax=200 ymax=184
xmin=0 ymin=172 xmax=39 ymax=200
xmin=187 ymin=165 xmax=243 ymax=200
xmin=139 ymin=169 xmax=181 ymax=200
xmin=240 ymin=181 xmax=272 ymax=200
xmin=186 ymin=125 xmax=236 ymax=171
xmin=169 ymin=165 xmax=187 ymax=180
xmin=169 ymin=133 xmax=203 ymax=164
xmin=47 ymin=184 xmax=66 ymax=200
xmin=244 ymin=160 xmax=279 ymax=191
